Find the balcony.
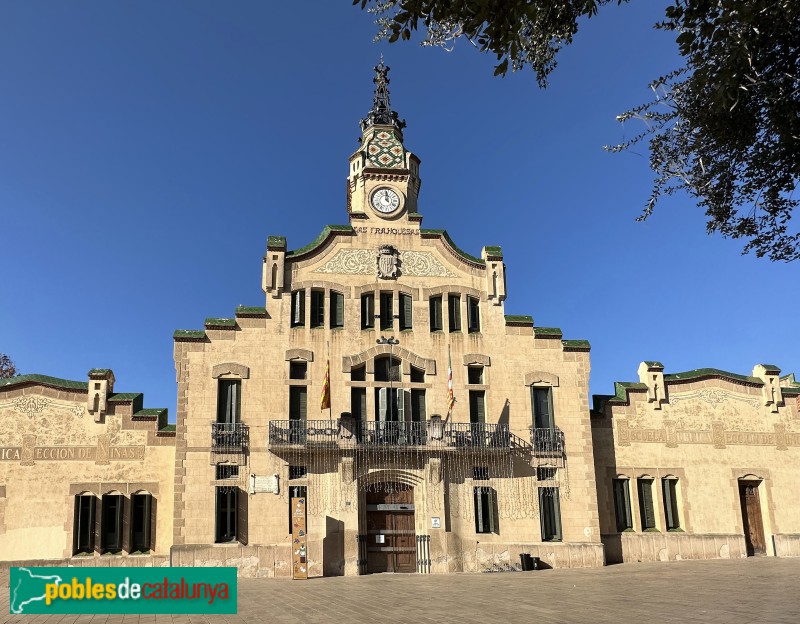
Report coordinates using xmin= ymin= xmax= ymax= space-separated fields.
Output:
xmin=268 ymin=420 xmax=340 ymax=446
xmin=442 ymin=423 xmax=511 ymax=448
xmin=211 ymin=423 xmax=249 ymax=453
xmin=359 ymin=421 xmax=427 ymax=446
xmin=531 ymin=426 xmax=565 ymax=456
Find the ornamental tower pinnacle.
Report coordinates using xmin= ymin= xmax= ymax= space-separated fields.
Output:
xmin=347 ymin=59 xmax=422 ymax=225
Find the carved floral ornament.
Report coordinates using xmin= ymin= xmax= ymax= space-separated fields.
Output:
xmin=312 ymin=248 xmax=455 ymax=277
xmin=669 ymin=388 xmax=759 ymax=409
xmin=1 ymin=396 xmax=85 ymax=418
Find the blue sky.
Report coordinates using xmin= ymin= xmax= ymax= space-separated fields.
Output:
xmin=1 ymin=1 xmax=797 ymax=419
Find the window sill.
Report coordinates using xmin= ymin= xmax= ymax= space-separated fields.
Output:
xmin=642 ymin=528 xmax=660 ymax=533
xmin=667 ymin=528 xmax=685 ymax=533
xmin=541 ymin=538 xmax=562 ymax=543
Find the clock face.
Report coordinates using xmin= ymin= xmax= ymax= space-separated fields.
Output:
xmin=371 ymin=187 xmax=401 ymax=214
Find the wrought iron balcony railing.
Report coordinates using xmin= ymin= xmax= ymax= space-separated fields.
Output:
xmin=268 ymin=420 xmax=340 ymax=446
xmin=211 ymin=422 xmax=249 ymax=453
xmin=359 ymin=420 xmax=428 ymax=446
xmin=442 ymin=422 xmax=512 ymax=448
xmin=531 ymin=426 xmax=565 ymax=455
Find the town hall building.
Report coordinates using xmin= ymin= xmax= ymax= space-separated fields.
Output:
xmin=1 ymin=62 xmax=798 ymax=576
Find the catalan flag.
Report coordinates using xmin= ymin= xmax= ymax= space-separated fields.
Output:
xmin=447 ymin=346 xmax=455 ymax=415
xmin=320 ymin=359 xmax=330 ymax=411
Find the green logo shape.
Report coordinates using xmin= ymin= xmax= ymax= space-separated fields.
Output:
xmin=10 ymin=567 xmax=237 ymax=614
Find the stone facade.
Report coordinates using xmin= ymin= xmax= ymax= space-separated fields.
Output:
xmin=592 ymin=362 xmax=800 ymax=563
xmin=0 ymin=369 xmax=175 ymax=569
xmin=171 ymin=61 xmax=601 ymax=577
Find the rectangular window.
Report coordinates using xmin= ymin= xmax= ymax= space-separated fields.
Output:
xmin=473 ymin=466 xmax=489 ymax=481
xmin=291 ymin=290 xmax=305 ymax=327
xmin=310 ymin=289 xmax=325 ymax=328
xmin=289 ymin=465 xmax=307 ymax=480
xmin=429 ymin=296 xmax=443 ymax=332
xmin=537 ymin=467 xmax=557 ymax=481
xmin=638 ymin=478 xmax=656 ymax=530
xmin=289 ymin=361 xmax=307 ymax=380
xmin=448 ymin=294 xmax=461 ymax=332
xmin=473 ymin=487 xmax=497 ymax=534
xmin=215 ymin=487 xmax=237 ymax=543
xmin=379 ymin=292 xmax=394 ymax=330
xmin=469 ymin=390 xmax=485 ymax=424
xmin=410 ymin=389 xmax=426 ymax=422
xmin=351 ymin=387 xmax=366 ymax=421
xmin=613 ymin=479 xmax=633 ymax=532
xmin=330 ymin=291 xmax=344 ymax=329
xmin=131 ymin=493 xmax=153 ymax=553
xmin=539 ymin=487 xmax=562 ymax=541
xmin=73 ymin=495 xmax=96 ymax=554
xmin=361 ymin=293 xmax=375 ymax=329
xmin=467 ymin=365 xmax=484 ymax=385
xmin=662 ymin=478 xmax=680 ymax=530
xmin=216 ymin=464 xmax=239 ymax=480
xmin=350 ymin=365 xmax=366 ymax=382
xmin=217 ymin=379 xmax=241 ymax=424
xmin=100 ymin=494 xmax=124 ymax=553
xmin=289 ymin=386 xmax=307 ymax=444
xmin=399 ymin=293 xmax=413 ymax=330
xmin=531 ymin=387 xmax=554 ymax=429
xmin=467 ymin=296 xmax=480 ymax=333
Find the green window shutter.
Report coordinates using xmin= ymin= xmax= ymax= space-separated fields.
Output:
xmin=551 ymin=488 xmax=562 ymax=540
xmin=469 ymin=391 xmax=485 ymax=424
xmin=448 ymin=295 xmax=461 ymax=332
xmin=396 ymin=388 xmax=406 ymax=423
xmin=613 ymin=479 xmax=632 ymax=531
xmin=411 ymin=389 xmax=426 ymax=422
xmin=429 ymin=296 xmax=442 ymax=331
xmin=400 ymin=293 xmax=412 ymax=330
xmin=473 ymin=487 xmax=483 ymax=533
xmin=638 ymin=479 xmax=656 ymax=530
xmin=467 ymin=297 xmax=480 ymax=333
xmin=330 ymin=292 xmax=344 ymax=328
xmin=663 ymin=478 xmax=680 ymax=530
xmin=532 ymin=387 xmax=553 ymax=429
xmin=292 ymin=290 xmax=305 ymax=327
xmin=487 ymin=488 xmax=496 ymax=534
xmin=351 ymin=388 xmax=366 ymax=421
xmin=298 ymin=387 xmax=307 ymax=420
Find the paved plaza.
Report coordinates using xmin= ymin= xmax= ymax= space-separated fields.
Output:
xmin=3 ymin=558 xmax=799 ymax=624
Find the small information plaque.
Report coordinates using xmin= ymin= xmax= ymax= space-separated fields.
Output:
xmin=431 ymin=517 xmax=441 ymax=529
xmin=249 ymin=474 xmax=280 ymax=495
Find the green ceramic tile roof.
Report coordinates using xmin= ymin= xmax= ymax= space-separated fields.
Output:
xmin=756 ymin=363 xmax=781 ymax=373
xmin=235 ymin=305 xmax=267 ymax=317
xmin=562 ymin=339 xmax=591 ymax=351
xmin=484 ymin=245 xmax=503 ymax=257
xmin=88 ymin=368 xmax=113 ymax=376
xmin=783 ymin=387 xmax=800 ymax=396
xmin=287 ymin=225 xmax=354 ymax=258
xmin=0 ymin=374 xmax=88 ymax=391
xmin=419 ymin=229 xmax=484 ymax=265
xmin=533 ymin=327 xmax=563 ymax=337
xmin=205 ymin=317 xmax=237 ymax=328
xmin=664 ymin=368 xmax=760 ymax=384
xmin=173 ymin=329 xmax=207 ymax=340
xmin=159 ymin=424 xmax=176 ymax=433
xmin=134 ymin=408 xmax=165 ymax=417
xmin=267 ymin=235 xmax=287 ymax=249
xmin=109 ymin=393 xmax=144 ymax=413
xmin=643 ymin=361 xmax=664 ymax=369
xmin=504 ymin=315 xmax=534 ymax=326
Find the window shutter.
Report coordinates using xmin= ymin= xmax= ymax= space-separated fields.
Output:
xmin=488 ymin=488 xmax=497 ymax=534
xmin=335 ymin=292 xmax=344 ymax=327
xmin=91 ymin=495 xmax=100 ymax=553
xmin=533 ymin=388 xmax=554 ymax=429
xmin=73 ymin=497 xmax=80 ymax=554
xmin=147 ymin=495 xmax=156 ymax=553
xmin=362 ymin=293 xmax=374 ymax=329
xmin=401 ymin=294 xmax=412 ymax=330
xmin=298 ymin=387 xmax=307 ymax=420
xmin=448 ymin=295 xmax=461 ymax=332
xmin=411 ymin=389 xmax=426 ymax=422
xmin=638 ymin=479 xmax=656 ymax=530
xmin=551 ymin=488 xmax=562 ymax=540
xmin=121 ymin=495 xmax=131 ymax=553
xmin=237 ymin=489 xmax=248 ymax=545
xmin=396 ymin=388 xmax=406 ymax=423
xmin=473 ymin=487 xmax=483 ymax=533
xmin=378 ymin=387 xmax=387 ymax=422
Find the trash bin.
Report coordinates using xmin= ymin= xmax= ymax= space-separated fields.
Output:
xmin=531 ymin=556 xmax=540 ymax=570
xmin=519 ymin=553 xmax=533 ymax=571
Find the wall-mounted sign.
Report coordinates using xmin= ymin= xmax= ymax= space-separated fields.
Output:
xmin=375 ymin=534 xmax=385 ymax=544
xmin=431 ymin=517 xmax=441 ymax=529
xmin=291 ymin=495 xmax=308 ymax=580
xmin=249 ymin=474 xmax=279 ymax=495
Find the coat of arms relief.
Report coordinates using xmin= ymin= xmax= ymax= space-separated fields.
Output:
xmin=377 ymin=244 xmax=400 ymax=279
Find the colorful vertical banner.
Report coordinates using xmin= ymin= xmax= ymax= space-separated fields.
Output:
xmin=320 ymin=359 xmax=330 ymax=411
xmin=291 ymin=495 xmax=308 ymax=579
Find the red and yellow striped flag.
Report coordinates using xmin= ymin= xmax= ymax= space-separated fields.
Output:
xmin=320 ymin=359 xmax=330 ymax=411
xmin=447 ymin=346 xmax=455 ymax=415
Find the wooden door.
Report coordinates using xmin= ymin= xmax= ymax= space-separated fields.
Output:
xmin=365 ymin=484 xmax=416 ymax=573
xmin=739 ymin=481 xmax=766 ymax=556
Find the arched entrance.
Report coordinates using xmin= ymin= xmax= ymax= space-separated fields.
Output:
xmin=365 ymin=483 xmax=416 ymax=573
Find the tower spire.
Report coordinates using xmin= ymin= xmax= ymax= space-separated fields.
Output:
xmin=360 ymin=57 xmax=406 ymax=134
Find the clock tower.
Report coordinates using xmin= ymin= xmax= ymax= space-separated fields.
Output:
xmin=347 ymin=58 xmax=422 ymax=226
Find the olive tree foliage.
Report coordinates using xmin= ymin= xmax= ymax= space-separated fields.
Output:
xmin=0 ymin=354 xmax=17 ymax=379
xmin=357 ymin=0 xmax=800 ymax=261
